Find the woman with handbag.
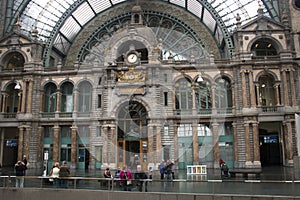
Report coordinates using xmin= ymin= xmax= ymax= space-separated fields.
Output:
xmin=119 ymin=165 xmax=132 ymax=191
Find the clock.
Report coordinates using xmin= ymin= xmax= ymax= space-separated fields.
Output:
xmin=127 ymin=53 xmax=138 ymax=64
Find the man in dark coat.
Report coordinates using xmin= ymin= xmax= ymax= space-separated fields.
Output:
xmin=59 ymin=161 xmax=70 ymax=188
xmin=134 ymin=165 xmax=148 ymax=192
xmin=15 ymin=161 xmax=27 ymax=188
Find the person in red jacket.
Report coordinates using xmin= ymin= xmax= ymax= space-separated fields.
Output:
xmin=119 ymin=165 xmax=133 ymax=191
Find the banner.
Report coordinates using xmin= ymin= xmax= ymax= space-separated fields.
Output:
xmin=296 ymin=114 xmax=300 ymax=156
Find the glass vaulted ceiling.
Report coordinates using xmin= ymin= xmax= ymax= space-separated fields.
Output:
xmin=10 ymin=0 xmax=280 ymax=61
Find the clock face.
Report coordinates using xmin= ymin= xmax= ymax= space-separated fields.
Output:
xmin=127 ymin=53 xmax=138 ymax=64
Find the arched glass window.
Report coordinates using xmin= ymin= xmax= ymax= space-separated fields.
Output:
xmin=251 ymin=39 xmax=278 ymax=57
xmin=43 ymin=83 xmax=57 ymax=112
xmin=216 ymin=78 xmax=232 ymax=108
xmin=195 ymin=80 xmax=212 ymax=109
xmin=78 ymin=81 xmax=92 ymax=112
xmin=6 ymin=83 xmax=20 ymax=113
xmin=61 ymin=82 xmax=74 ymax=112
xmin=175 ymin=79 xmax=192 ymax=114
xmin=259 ymin=75 xmax=276 ymax=106
xmin=3 ymin=52 xmax=25 ymax=70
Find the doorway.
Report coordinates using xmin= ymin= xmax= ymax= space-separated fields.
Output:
xmin=126 ymin=141 xmax=140 ymax=169
xmin=117 ymin=100 xmax=149 ymax=170
xmin=259 ymin=122 xmax=282 ymax=166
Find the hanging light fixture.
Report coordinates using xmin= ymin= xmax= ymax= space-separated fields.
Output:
xmin=14 ymin=82 xmax=21 ymax=90
xmin=197 ymin=73 xmax=203 ymax=82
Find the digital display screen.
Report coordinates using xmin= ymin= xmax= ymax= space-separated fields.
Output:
xmin=264 ymin=135 xmax=278 ymax=144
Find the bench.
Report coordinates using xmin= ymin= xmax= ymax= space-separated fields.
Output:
xmin=229 ymin=168 xmax=262 ymax=178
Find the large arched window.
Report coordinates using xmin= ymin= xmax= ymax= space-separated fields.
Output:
xmin=175 ymin=79 xmax=192 ymax=114
xmin=216 ymin=77 xmax=232 ymax=109
xmin=78 ymin=81 xmax=92 ymax=112
xmin=43 ymin=83 xmax=57 ymax=112
xmin=251 ymin=38 xmax=278 ymax=57
xmin=195 ymin=80 xmax=212 ymax=112
xmin=259 ymin=74 xmax=276 ymax=106
xmin=3 ymin=52 xmax=25 ymax=70
xmin=6 ymin=83 xmax=20 ymax=113
xmin=61 ymin=82 xmax=74 ymax=112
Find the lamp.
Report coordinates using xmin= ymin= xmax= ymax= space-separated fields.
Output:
xmin=197 ymin=73 xmax=203 ymax=82
xmin=14 ymin=82 xmax=21 ymax=90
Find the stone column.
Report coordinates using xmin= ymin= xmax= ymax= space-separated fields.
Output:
xmin=255 ymin=84 xmax=261 ymax=106
xmin=173 ymin=124 xmax=179 ymax=163
xmin=212 ymin=122 xmax=219 ymax=167
xmin=21 ymin=81 xmax=27 ymax=113
xmin=110 ymin=126 xmax=117 ymax=165
xmin=231 ymin=83 xmax=236 ymax=109
xmin=281 ymin=69 xmax=289 ymax=106
xmin=192 ymin=123 xmax=199 ymax=164
xmin=274 ymin=84 xmax=281 ymax=106
xmin=27 ymin=80 xmax=33 ymax=113
xmin=156 ymin=124 xmax=162 ymax=164
xmin=241 ymin=70 xmax=248 ymax=107
xmin=56 ymin=90 xmax=61 ymax=112
xmin=37 ymin=126 xmax=43 ymax=163
xmin=102 ymin=126 xmax=108 ymax=166
xmin=24 ymin=127 xmax=31 ymax=159
xmin=73 ymin=89 xmax=79 ymax=113
xmin=148 ymin=125 xmax=154 ymax=164
xmin=17 ymin=91 xmax=22 ymax=113
xmin=212 ymin=85 xmax=216 ymax=109
xmin=1 ymin=93 xmax=7 ymax=113
xmin=232 ymin=123 xmax=238 ymax=164
xmin=252 ymin=122 xmax=260 ymax=166
xmin=244 ymin=122 xmax=251 ymax=165
xmin=39 ymin=89 xmax=44 ymax=113
xmin=53 ymin=125 xmax=60 ymax=162
xmin=18 ymin=126 xmax=24 ymax=161
xmin=71 ymin=125 xmax=77 ymax=165
xmin=192 ymin=84 xmax=196 ymax=109
xmin=289 ymin=69 xmax=297 ymax=106
xmin=249 ymin=71 xmax=256 ymax=107
xmin=283 ymin=121 xmax=294 ymax=165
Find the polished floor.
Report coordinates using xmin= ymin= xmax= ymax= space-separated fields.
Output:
xmin=0 ymin=165 xmax=299 ymax=197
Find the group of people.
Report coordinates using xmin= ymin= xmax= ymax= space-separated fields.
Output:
xmin=159 ymin=159 xmax=175 ymax=180
xmin=49 ymin=160 xmax=71 ymax=188
xmin=103 ymin=165 xmax=149 ymax=192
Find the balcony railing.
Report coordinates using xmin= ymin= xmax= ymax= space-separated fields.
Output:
xmin=3 ymin=113 xmax=17 ymax=118
xmin=261 ymin=106 xmax=278 ymax=112
xmin=41 ymin=113 xmax=55 ymax=118
xmin=217 ymin=108 xmax=232 ymax=114
xmin=59 ymin=112 xmax=73 ymax=118
xmin=197 ymin=108 xmax=212 ymax=115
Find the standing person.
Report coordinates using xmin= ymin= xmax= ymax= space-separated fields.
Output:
xmin=15 ymin=161 xmax=27 ymax=188
xmin=159 ymin=160 xmax=165 ymax=180
xmin=22 ymin=155 xmax=28 ymax=174
xmin=171 ymin=160 xmax=175 ymax=179
xmin=148 ymin=167 xmax=153 ymax=180
xmin=22 ymin=155 xmax=28 ymax=167
xmin=119 ymin=165 xmax=133 ymax=191
xmin=49 ymin=162 xmax=60 ymax=188
xmin=134 ymin=165 xmax=148 ymax=192
xmin=103 ymin=167 xmax=113 ymax=189
xmin=59 ymin=161 xmax=70 ymax=188
xmin=165 ymin=160 xmax=173 ymax=180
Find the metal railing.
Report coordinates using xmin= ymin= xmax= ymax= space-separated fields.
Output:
xmin=1 ymin=175 xmax=300 ymax=197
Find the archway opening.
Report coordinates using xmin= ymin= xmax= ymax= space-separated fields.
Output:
xmin=117 ymin=100 xmax=148 ymax=170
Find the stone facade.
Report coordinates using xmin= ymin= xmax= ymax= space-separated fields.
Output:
xmin=0 ymin=1 xmax=299 ymax=171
